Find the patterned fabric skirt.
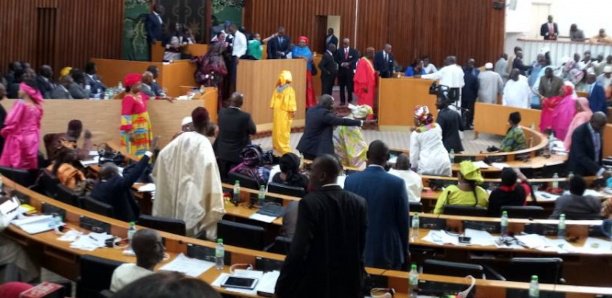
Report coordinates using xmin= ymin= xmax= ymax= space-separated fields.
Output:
xmin=120 ymin=112 xmax=153 ymax=157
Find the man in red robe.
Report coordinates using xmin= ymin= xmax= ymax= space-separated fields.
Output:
xmin=353 ymin=47 xmax=376 ymax=119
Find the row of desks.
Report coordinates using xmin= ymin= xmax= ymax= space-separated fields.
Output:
xmin=4 ymin=176 xmax=612 ymax=296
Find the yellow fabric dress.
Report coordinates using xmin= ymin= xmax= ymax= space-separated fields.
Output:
xmin=270 ymin=71 xmax=297 ymax=155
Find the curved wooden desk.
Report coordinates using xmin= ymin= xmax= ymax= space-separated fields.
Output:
xmin=4 ymin=176 xmax=612 ymax=296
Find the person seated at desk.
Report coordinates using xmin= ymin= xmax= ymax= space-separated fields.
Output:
xmin=409 ymin=105 xmax=452 ymax=176
xmin=499 ymin=112 xmax=527 ymax=152
xmin=487 ymin=168 xmax=526 ymax=217
xmin=271 ymin=153 xmax=309 ymax=190
xmin=0 ymin=197 xmax=39 ymax=282
xmin=49 ymin=74 xmax=73 ymax=99
xmin=388 ymin=153 xmax=423 ymax=203
xmin=91 ymin=150 xmax=153 ymax=222
xmin=145 ymin=65 xmax=166 ymax=98
xmin=110 ymin=229 xmax=164 ymax=292
xmin=44 ymin=119 xmax=92 ymax=161
xmin=47 ymin=147 xmax=87 ymax=193
xmin=67 ymin=68 xmax=89 ymax=99
xmin=112 ymin=271 xmax=221 ymax=298
xmin=569 ymin=24 xmax=586 ymax=42
xmin=404 ymin=58 xmax=425 ymax=77
xmin=139 ymin=71 xmax=157 ymax=98
xmin=433 ymin=160 xmax=489 ymax=214
xmin=550 ymin=175 xmax=602 ymax=220
xmin=590 ymin=28 xmax=612 ymax=44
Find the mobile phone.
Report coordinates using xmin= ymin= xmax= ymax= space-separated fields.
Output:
xmin=221 ymin=276 xmax=259 ymax=290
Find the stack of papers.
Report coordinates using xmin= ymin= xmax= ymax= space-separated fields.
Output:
xmin=159 ymin=253 xmax=215 ymax=277
xmin=576 ymin=238 xmax=612 ymax=254
xmin=12 ymin=215 xmax=55 ymax=234
xmin=257 ymin=271 xmax=280 ymax=296
xmin=514 ymin=234 xmax=578 ymax=253
xmin=464 ymin=229 xmax=496 ymax=246
xmin=471 ymin=161 xmax=490 ymax=169
xmin=69 ymin=232 xmax=113 ymax=251
xmin=422 ymin=230 xmax=459 ymax=245
xmin=249 ymin=213 xmax=277 ymax=223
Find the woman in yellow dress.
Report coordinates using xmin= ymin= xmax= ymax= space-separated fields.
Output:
xmin=120 ymin=73 xmax=153 ymax=157
xmin=270 ymin=70 xmax=297 ymax=155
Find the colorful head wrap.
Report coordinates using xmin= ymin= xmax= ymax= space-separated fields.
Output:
xmin=459 ymin=161 xmax=484 ymax=184
xmin=60 ymin=67 xmax=72 ymax=78
xmin=277 ymin=70 xmax=293 ymax=86
xmin=19 ymin=82 xmax=43 ymax=104
xmin=348 ymin=104 xmax=373 ymax=119
xmin=298 ymin=36 xmax=309 ymax=44
xmin=414 ymin=105 xmax=434 ymax=126
xmin=123 ymin=73 xmax=142 ymax=88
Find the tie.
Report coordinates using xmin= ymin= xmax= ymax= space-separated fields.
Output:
xmin=548 ymin=23 xmax=554 ymax=35
xmin=345 ymin=48 xmax=349 ymax=60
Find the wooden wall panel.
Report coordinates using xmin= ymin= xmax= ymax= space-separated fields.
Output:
xmin=0 ymin=0 xmax=123 ymax=76
xmin=243 ymin=0 xmax=504 ymax=68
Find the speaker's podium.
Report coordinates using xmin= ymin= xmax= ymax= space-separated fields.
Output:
xmin=236 ymin=59 xmax=306 ymax=131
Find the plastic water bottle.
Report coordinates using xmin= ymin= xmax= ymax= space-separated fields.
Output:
xmin=500 ymin=211 xmax=509 ymax=236
xmin=558 ymin=214 xmax=566 ymax=239
xmin=232 ymin=180 xmax=241 ymax=204
xmin=258 ymin=185 xmax=266 ymax=206
xmin=449 ymin=149 xmax=455 ymax=163
xmin=552 ymin=173 xmax=559 ymax=189
xmin=548 ymin=133 xmax=555 ymax=153
xmin=127 ymin=222 xmax=136 ymax=243
xmin=200 ymin=85 xmax=205 ymax=94
xmin=409 ymin=263 xmax=419 ymax=297
xmin=410 ymin=214 xmax=420 ymax=242
xmin=529 ymin=275 xmax=540 ymax=298
xmin=568 ymin=171 xmax=574 ymax=181
xmin=215 ymin=239 xmax=225 ymax=270
xmin=117 ymin=81 xmax=123 ymax=91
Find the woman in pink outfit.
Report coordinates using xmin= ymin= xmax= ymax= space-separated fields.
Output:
xmin=0 ymin=81 xmax=44 ymax=169
xmin=540 ymin=84 xmax=576 ymax=140
xmin=564 ymin=97 xmax=593 ymax=150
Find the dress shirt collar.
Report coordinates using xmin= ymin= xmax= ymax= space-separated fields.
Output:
xmin=322 ymin=183 xmax=340 ymax=188
xmin=367 ymin=164 xmax=386 ymax=171
xmin=229 ymin=106 xmax=241 ymax=110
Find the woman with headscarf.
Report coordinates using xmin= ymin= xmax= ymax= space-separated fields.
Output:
xmin=270 ymin=70 xmax=297 ymax=155
xmin=193 ymin=43 xmax=228 ymax=108
xmin=564 ymin=97 xmax=593 ymax=150
xmin=120 ymin=73 xmax=153 ymax=157
xmin=433 ymin=160 xmax=489 ymax=214
xmin=291 ymin=36 xmax=316 ymax=108
xmin=271 ymin=153 xmax=309 ymax=190
xmin=333 ymin=104 xmax=372 ymax=169
xmin=540 ymin=84 xmax=577 ymax=140
xmin=0 ymin=80 xmax=43 ymax=169
xmin=409 ymin=105 xmax=452 ymax=176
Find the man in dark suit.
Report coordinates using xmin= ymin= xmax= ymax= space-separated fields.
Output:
xmin=266 ymin=26 xmax=292 ymax=59
xmin=540 ymin=15 xmax=558 ymax=40
xmin=146 ymin=65 xmax=166 ymax=97
xmin=214 ymin=92 xmax=257 ymax=178
xmin=297 ymin=95 xmax=362 ymax=160
xmin=374 ymin=44 xmax=395 ymax=78
xmin=145 ymin=4 xmax=164 ymax=45
xmin=84 ymin=62 xmax=106 ymax=98
xmin=335 ymin=38 xmax=359 ymax=105
xmin=324 ymin=28 xmax=338 ymax=51
xmin=586 ymin=73 xmax=608 ymax=114
xmin=568 ymin=112 xmax=608 ymax=177
xmin=318 ymin=43 xmax=338 ymax=95
xmin=344 ymin=140 xmax=409 ymax=270
xmin=91 ymin=149 xmax=154 ymax=222
xmin=276 ymin=154 xmax=367 ymax=298
xmin=35 ymin=65 xmax=55 ymax=99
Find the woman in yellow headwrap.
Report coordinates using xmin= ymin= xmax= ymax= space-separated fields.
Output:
xmin=270 ymin=70 xmax=297 ymax=155
xmin=433 ymin=160 xmax=489 ymax=214
xmin=333 ymin=104 xmax=372 ymax=169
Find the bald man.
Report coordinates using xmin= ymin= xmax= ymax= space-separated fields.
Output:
xmin=276 ymin=154 xmax=367 ymax=298
xmin=374 ymin=44 xmax=395 ymax=78
xmin=567 ymin=112 xmax=609 ymax=177
xmin=111 ymin=229 xmax=165 ymax=292
xmin=140 ymin=71 xmax=156 ymax=97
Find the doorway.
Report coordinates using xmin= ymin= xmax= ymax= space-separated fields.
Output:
xmin=530 ymin=3 xmax=551 ymax=38
xmin=314 ymin=15 xmax=341 ymax=53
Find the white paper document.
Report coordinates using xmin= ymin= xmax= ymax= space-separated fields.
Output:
xmin=12 ymin=215 xmax=55 ymax=234
xmin=257 ymin=271 xmax=280 ymax=296
xmin=576 ymin=238 xmax=612 ymax=254
xmin=69 ymin=232 xmax=113 ymax=251
xmin=249 ymin=213 xmax=277 ymax=223
xmin=422 ymin=230 xmax=459 ymax=245
xmin=491 ymin=162 xmax=510 ymax=170
xmin=464 ymin=229 xmax=496 ymax=246
xmin=534 ymin=191 xmax=559 ymax=202
xmin=159 ymin=253 xmax=215 ymax=277
xmin=137 ymin=183 xmax=156 ymax=192
xmin=471 ymin=161 xmax=490 ymax=169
